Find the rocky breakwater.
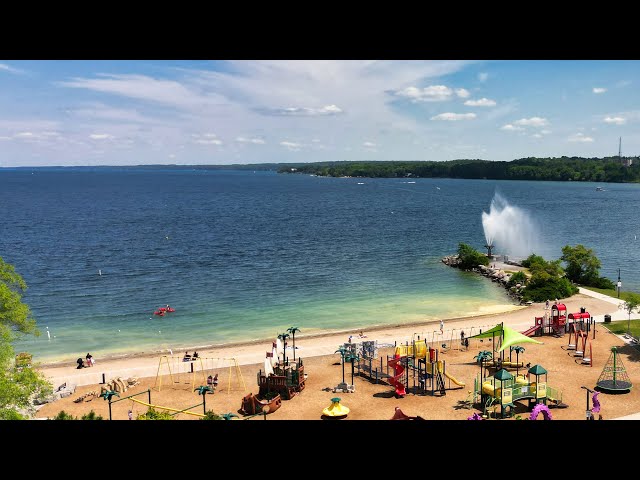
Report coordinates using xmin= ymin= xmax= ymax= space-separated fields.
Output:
xmin=441 ymin=255 xmax=527 ymax=304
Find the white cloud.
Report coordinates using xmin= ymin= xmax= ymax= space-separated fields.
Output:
xmin=593 ymin=87 xmax=607 ymax=94
xmin=603 ymin=116 xmax=626 ymax=125
xmin=236 ymin=136 xmax=265 ymax=144
xmin=168 ymin=154 xmax=176 ymax=159
xmin=431 ymin=112 xmax=476 ymax=121
xmin=311 ymin=139 xmax=321 ymax=143
xmin=68 ymin=103 xmax=156 ymax=124
xmin=263 ymin=104 xmax=343 ymax=116
xmin=478 ymin=72 xmax=489 ymax=82
xmin=192 ymin=133 xmax=223 ymax=145
xmin=393 ymin=85 xmax=455 ymax=102
xmin=0 ymin=63 xmax=24 ymax=74
xmin=455 ymin=88 xmax=470 ymax=98
xmin=60 ymin=73 xmax=228 ymax=110
xmin=0 ymin=136 xmax=11 ymax=141
xmin=464 ymin=98 xmax=496 ymax=107
xmin=568 ymin=133 xmax=594 ymax=143
xmin=280 ymin=141 xmax=301 ymax=151
xmin=532 ymin=133 xmax=543 ymax=138
xmin=514 ymin=117 xmax=549 ymax=127
xmin=363 ymin=141 xmax=377 ymax=147
xmin=540 ymin=129 xmax=552 ymax=135
xmin=89 ymin=133 xmax=114 ymax=140
xmin=500 ymin=124 xmax=523 ymax=131
xmin=14 ymin=132 xmax=35 ymax=138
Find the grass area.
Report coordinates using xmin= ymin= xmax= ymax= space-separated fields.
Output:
xmin=603 ymin=319 xmax=640 ymax=337
xmin=579 ymin=286 xmax=639 ymax=302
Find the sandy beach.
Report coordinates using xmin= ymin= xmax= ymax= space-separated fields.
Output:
xmin=33 ymin=290 xmax=640 ymax=420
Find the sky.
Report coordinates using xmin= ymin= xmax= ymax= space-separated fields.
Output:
xmin=0 ymin=60 xmax=639 ymax=167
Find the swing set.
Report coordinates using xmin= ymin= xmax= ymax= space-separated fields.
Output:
xmin=153 ymin=355 xmax=246 ymax=393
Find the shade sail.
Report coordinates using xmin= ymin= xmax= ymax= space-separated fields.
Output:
xmin=499 ymin=325 xmax=542 ymax=352
xmin=466 ymin=323 xmax=542 ymax=351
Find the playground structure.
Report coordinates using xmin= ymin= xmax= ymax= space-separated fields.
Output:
xmin=596 ymin=346 xmax=632 ymax=393
xmin=322 ymin=397 xmax=349 ymax=418
xmin=564 ymin=322 xmax=593 ymax=366
xmin=471 ymin=323 xmax=541 ymax=372
xmin=387 ymin=340 xmax=465 ymax=397
xmin=523 ymin=305 xmax=596 ymax=339
xmin=522 ymin=303 xmax=567 ymax=337
xmin=474 ymin=364 xmax=564 ymax=418
xmin=256 ymin=340 xmax=306 ymax=401
xmin=240 ymin=392 xmax=282 ymax=416
xmin=154 ymin=355 xmax=246 ymax=394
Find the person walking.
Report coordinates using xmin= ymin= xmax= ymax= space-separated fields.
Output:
xmin=439 ymin=319 xmax=444 ymax=334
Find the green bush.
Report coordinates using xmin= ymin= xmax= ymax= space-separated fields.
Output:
xmin=506 ymin=271 xmax=527 ymax=288
xmin=81 ymin=410 xmax=103 ymax=420
xmin=0 ymin=409 xmax=25 ymax=420
xmin=591 ymin=276 xmax=615 ymax=289
xmin=52 ymin=410 xmax=76 ymax=420
xmin=136 ymin=407 xmax=174 ymax=420
xmin=456 ymin=243 xmax=489 ymax=270
xmin=201 ymin=410 xmax=223 ymax=420
xmin=522 ymin=277 xmax=578 ymax=302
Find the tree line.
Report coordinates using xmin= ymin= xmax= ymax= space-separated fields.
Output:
xmin=279 ymin=157 xmax=640 ymax=183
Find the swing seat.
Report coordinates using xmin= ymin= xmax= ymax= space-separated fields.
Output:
xmin=574 ymin=350 xmax=583 ymax=357
xmin=567 ymin=344 xmax=576 ymax=350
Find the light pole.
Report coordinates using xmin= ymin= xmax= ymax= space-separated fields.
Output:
xmin=617 ymin=269 xmax=622 ymax=299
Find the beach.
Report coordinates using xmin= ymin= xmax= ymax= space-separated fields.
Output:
xmin=34 ymin=291 xmax=640 ymax=420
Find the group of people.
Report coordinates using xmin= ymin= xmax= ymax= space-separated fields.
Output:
xmin=183 ymin=351 xmax=199 ymax=362
xmin=76 ymin=353 xmax=95 ymax=369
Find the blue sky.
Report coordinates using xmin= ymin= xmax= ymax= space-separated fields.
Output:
xmin=0 ymin=60 xmax=638 ymax=166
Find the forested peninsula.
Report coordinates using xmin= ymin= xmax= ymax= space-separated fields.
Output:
xmin=277 ymin=157 xmax=640 ymax=183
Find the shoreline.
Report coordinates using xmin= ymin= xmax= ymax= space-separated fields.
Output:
xmin=34 ymin=302 xmax=525 ymax=368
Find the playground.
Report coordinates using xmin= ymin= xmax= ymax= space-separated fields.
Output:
xmin=34 ymin=316 xmax=640 ymax=419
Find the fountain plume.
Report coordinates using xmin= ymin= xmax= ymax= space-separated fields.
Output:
xmin=481 ymin=192 xmax=540 ymax=260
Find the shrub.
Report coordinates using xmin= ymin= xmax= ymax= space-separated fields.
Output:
xmin=81 ymin=410 xmax=103 ymax=420
xmin=136 ymin=407 xmax=173 ymax=420
xmin=201 ymin=410 xmax=223 ymax=420
xmin=457 ymin=243 xmax=489 ymax=270
xmin=506 ymin=271 xmax=527 ymax=288
xmin=52 ymin=410 xmax=76 ymax=420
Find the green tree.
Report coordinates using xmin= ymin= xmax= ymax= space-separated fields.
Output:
xmin=457 ymin=243 xmax=489 ymax=270
xmin=560 ymin=244 xmax=604 ymax=285
xmin=0 ymin=257 xmax=52 ymax=419
xmin=506 ymin=271 xmax=528 ymax=288
xmin=201 ymin=410 xmax=223 ymax=420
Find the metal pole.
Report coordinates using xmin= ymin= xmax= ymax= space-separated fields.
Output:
xmin=203 ymin=392 xmax=206 ymax=414
xmin=148 ymin=389 xmax=151 ymax=404
xmin=108 ymin=398 xmax=112 ymax=421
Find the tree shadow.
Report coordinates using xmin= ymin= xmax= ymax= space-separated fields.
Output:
xmin=373 ymin=391 xmax=396 ymax=399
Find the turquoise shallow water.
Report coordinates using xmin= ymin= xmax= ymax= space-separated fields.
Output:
xmin=1 ymin=169 xmax=637 ymax=363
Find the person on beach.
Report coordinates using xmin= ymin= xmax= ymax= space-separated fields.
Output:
xmin=192 ymin=351 xmax=199 ymax=359
xmin=213 ymin=373 xmax=219 ymax=387
xmin=128 ymin=409 xmax=133 ymax=420
xmin=545 ymin=299 xmax=550 ymax=310
xmin=183 ymin=352 xmax=191 ymax=362
xmin=86 ymin=353 xmax=93 ymax=367
xmin=440 ymin=319 xmax=444 ymax=334
xmin=76 ymin=357 xmax=85 ymax=369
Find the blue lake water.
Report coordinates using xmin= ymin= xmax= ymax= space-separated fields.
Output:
xmin=1 ymin=168 xmax=638 ymax=362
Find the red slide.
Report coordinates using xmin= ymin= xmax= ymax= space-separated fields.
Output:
xmin=521 ymin=324 xmax=541 ymax=337
xmin=387 ymin=354 xmax=406 ymax=397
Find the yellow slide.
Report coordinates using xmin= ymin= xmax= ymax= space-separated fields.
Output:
xmin=444 ymin=371 xmax=465 ymax=387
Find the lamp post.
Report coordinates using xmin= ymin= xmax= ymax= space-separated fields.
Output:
xmin=581 ymin=386 xmax=594 ymax=420
xmin=617 ymin=269 xmax=622 ymax=299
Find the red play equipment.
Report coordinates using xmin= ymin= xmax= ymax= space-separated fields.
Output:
xmin=387 ymin=354 xmax=406 ymax=397
xmin=522 ymin=303 xmax=567 ymax=337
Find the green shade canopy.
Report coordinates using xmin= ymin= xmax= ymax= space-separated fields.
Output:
xmin=494 ymin=368 xmax=513 ymax=381
xmin=528 ymin=364 xmax=547 ymax=375
xmin=499 ymin=325 xmax=542 ymax=352
xmin=467 ymin=324 xmax=504 ymax=339
xmin=466 ymin=323 xmax=542 ymax=352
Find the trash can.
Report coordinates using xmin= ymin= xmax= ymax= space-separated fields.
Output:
xmin=604 ymin=314 xmax=611 ymax=323
xmin=580 ymin=307 xmax=586 ymax=313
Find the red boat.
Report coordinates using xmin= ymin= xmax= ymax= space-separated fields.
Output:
xmin=154 ymin=310 xmax=165 ymax=316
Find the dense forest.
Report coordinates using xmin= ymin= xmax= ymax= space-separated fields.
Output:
xmin=277 ymin=157 xmax=640 ymax=183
